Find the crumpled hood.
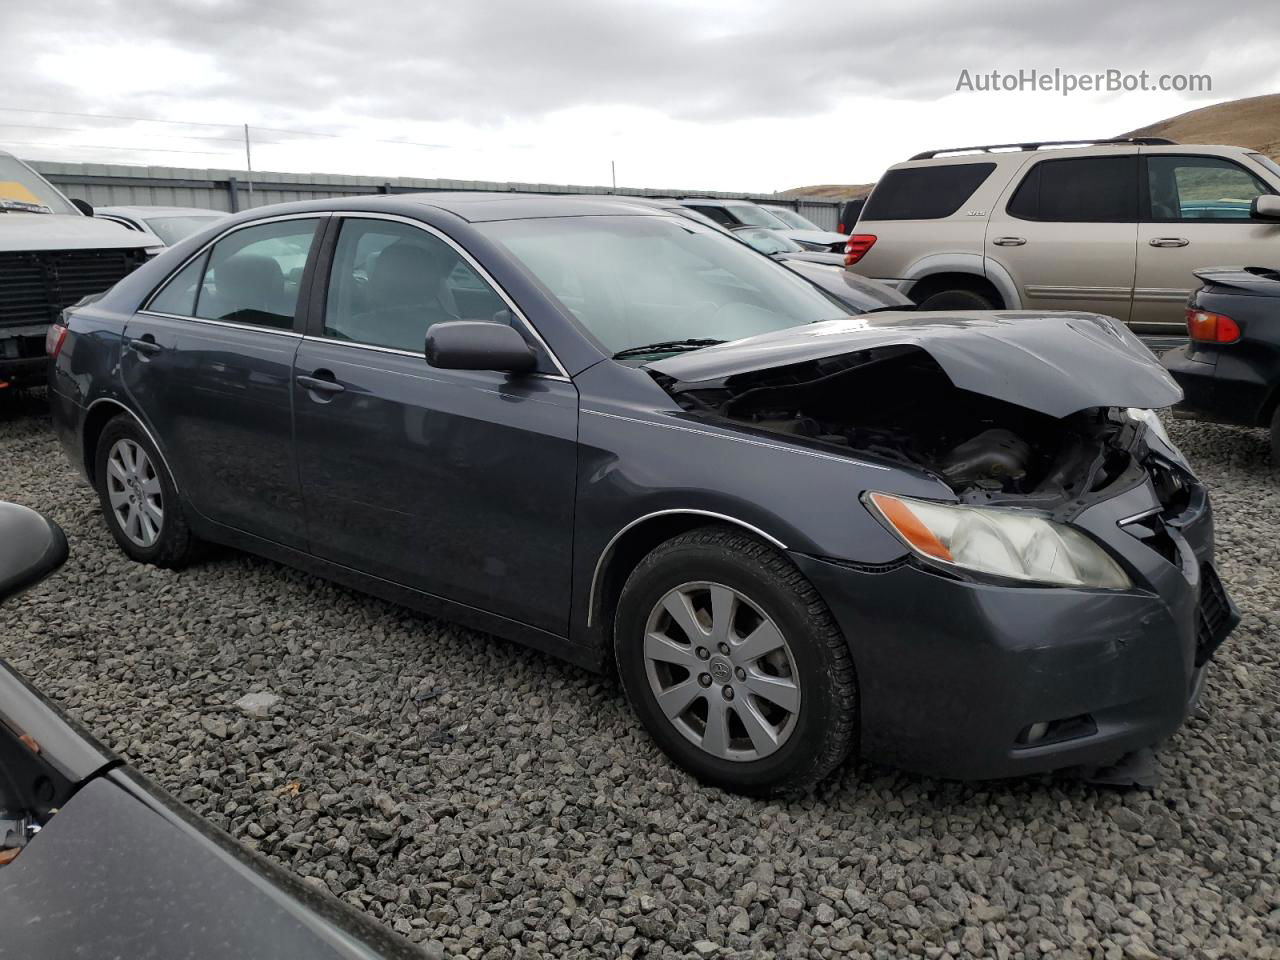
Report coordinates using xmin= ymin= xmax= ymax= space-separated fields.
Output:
xmin=649 ymin=310 xmax=1183 ymax=418
xmin=0 ymin=213 xmax=158 ymax=252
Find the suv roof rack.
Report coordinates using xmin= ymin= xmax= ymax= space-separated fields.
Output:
xmin=908 ymin=137 xmax=1177 ymax=161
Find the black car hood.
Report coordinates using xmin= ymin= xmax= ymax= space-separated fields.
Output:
xmin=1194 ymin=266 xmax=1280 ymax=297
xmin=648 ymin=310 xmax=1183 ymax=418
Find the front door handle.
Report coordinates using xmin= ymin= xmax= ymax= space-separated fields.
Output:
xmin=1149 ymin=237 xmax=1190 ymax=247
xmin=992 ymin=236 xmax=1026 ymax=246
xmin=296 ymin=373 xmax=345 ymax=395
xmin=127 ymin=337 xmax=162 ymax=356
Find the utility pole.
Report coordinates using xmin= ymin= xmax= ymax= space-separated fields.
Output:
xmin=244 ymin=123 xmax=254 ymax=204
xmin=611 ymin=160 xmax=616 ymax=192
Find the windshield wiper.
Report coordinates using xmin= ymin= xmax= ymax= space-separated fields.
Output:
xmin=612 ymin=338 xmax=726 ymax=359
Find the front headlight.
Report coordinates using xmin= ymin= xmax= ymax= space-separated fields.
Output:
xmin=865 ymin=492 xmax=1131 ymax=589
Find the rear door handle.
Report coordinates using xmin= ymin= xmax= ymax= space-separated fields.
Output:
xmin=992 ymin=236 xmax=1026 ymax=246
xmin=296 ymin=373 xmax=345 ymax=395
xmin=1149 ymin=237 xmax=1190 ymax=247
xmin=127 ymin=337 xmax=162 ymax=356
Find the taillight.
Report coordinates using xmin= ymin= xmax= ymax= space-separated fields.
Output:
xmin=843 ymin=234 xmax=877 ymax=266
xmin=1186 ymin=308 xmax=1240 ymax=343
xmin=45 ymin=323 xmax=68 ymax=359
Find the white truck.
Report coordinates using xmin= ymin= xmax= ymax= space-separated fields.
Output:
xmin=1 ymin=150 xmax=160 ymax=388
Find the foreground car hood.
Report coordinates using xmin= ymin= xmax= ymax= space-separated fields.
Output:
xmin=0 ymin=213 xmax=158 ymax=252
xmin=649 ymin=311 xmax=1183 ymax=418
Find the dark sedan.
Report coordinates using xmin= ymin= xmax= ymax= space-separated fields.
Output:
xmin=49 ymin=194 xmax=1235 ymax=794
xmin=1163 ymin=266 xmax=1280 ymax=463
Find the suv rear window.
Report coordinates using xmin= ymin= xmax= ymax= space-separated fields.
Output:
xmin=1007 ymin=156 xmax=1138 ymax=222
xmin=860 ymin=163 xmax=996 ymax=221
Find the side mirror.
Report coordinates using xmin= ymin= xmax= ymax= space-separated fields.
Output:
xmin=425 ymin=321 xmax=537 ymax=373
xmin=1250 ymin=195 xmax=1280 ymax=221
xmin=0 ymin=503 xmax=68 ymax=603
xmin=69 ymin=198 xmax=94 ymax=217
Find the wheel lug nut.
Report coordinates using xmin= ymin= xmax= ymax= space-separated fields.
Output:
xmin=722 ymin=686 xmax=734 ymax=701
xmin=735 ymin=667 xmax=746 ymax=681
xmin=698 ymin=673 xmax=712 ymax=687
xmin=696 ymin=646 xmax=709 ymax=660
xmin=717 ymin=643 xmax=730 ymax=655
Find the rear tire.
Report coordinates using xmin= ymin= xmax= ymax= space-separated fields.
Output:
xmin=915 ymin=287 xmax=995 ymax=310
xmin=94 ymin=415 xmax=199 ymax=568
xmin=614 ymin=526 xmax=857 ymax=796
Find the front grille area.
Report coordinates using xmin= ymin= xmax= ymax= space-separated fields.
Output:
xmin=1196 ymin=563 xmax=1234 ymax=667
xmin=0 ymin=247 xmax=149 ymax=328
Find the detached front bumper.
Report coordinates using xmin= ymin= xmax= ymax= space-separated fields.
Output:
xmin=795 ymin=469 xmax=1238 ymax=781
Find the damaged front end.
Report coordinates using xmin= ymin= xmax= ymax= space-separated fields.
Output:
xmin=648 ymin=311 xmax=1186 ymax=515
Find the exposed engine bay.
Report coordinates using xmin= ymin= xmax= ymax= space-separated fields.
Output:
xmin=658 ymin=346 xmax=1158 ymax=512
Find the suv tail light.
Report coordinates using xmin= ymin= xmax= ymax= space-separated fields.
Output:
xmin=1186 ymin=308 xmax=1240 ymax=344
xmin=45 ymin=323 xmax=69 ymax=359
xmin=844 ymin=234 xmax=877 ymax=266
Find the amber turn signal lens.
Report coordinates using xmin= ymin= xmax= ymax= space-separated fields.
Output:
xmin=867 ymin=493 xmax=954 ymax=562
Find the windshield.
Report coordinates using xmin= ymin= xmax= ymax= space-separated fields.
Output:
xmin=479 ymin=215 xmax=850 ymax=356
xmin=732 ymin=226 xmax=803 ymax=255
xmin=725 ymin=204 xmax=787 ymax=228
xmin=143 ymin=215 xmax=224 ymax=246
xmin=0 ymin=155 xmax=75 ymax=214
xmin=766 ymin=207 xmax=821 ymax=230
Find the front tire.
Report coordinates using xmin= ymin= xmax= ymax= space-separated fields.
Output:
xmin=94 ymin=415 xmax=198 ymax=568
xmin=615 ymin=526 xmax=857 ymax=796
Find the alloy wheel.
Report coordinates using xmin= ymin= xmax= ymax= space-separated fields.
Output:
xmin=643 ymin=581 xmax=800 ymax=762
xmin=106 ymin=438 xmax=164 ymax=548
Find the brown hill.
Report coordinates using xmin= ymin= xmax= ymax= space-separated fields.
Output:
xmin=1122 ymin=93 xmax=1280 ymax=160
xmin=778 ymin=182 xmax=875 ymax=201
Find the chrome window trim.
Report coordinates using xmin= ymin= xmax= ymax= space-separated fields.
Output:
xmin=297 ymin=334 xmax=571 ymax=382
xmin=141 ymin=211 xmax=333 ymax=318
xmin=322 ymin=211 xmax=571 ymax=379
xmin=84 ymin=398 xmax=180 ymax=494
xmin=586 ymin=509 xmax=789 ymax=628
xmin=137 ymin=310 xmax=302 ymax=339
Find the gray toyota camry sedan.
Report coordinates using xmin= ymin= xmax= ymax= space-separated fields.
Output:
xmin=49 ymin=193 xmax=1237 ymax=795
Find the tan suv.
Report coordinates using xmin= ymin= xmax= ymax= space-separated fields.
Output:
xmin=845 ymin=138 xmax=1280 ymax=335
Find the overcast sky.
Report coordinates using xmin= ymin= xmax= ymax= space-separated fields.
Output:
xmin=4 ymin=0 xmax=1278 ymax=193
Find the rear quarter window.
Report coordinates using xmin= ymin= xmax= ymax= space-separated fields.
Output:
xmin=860 ymin=163 xmax=996 ymax=221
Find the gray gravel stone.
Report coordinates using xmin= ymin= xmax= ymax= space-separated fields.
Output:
xmin=235 ymin=691 xmax=281 ymax=718
xmin=2 ymin=398 xmax=1278 ymax=959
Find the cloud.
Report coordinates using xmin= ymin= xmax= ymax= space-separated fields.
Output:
xmin=8 ymin=0 xmax=1277 ymax=128
xmin=2 ymin=0 xmax=1277 ymax=190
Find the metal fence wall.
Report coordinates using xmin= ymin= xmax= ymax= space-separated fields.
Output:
xmin=29 ymin=161 xmax=845 ymax=231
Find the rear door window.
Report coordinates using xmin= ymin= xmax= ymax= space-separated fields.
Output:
xmin=1007 ymin=156 xmax=1138 ymax=222
xmin=860 ymin=163 xmax=996 ymax=220
xmin=194 ymin=219 xmax=320 ymax=329
xmin=1145 ymin=155 xmax=1271 ymax=221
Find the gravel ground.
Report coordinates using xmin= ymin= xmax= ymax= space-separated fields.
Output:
xmin=2 ymin=393 xmax=1277 ymax=960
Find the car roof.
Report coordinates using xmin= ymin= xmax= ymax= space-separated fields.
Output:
xmin=208 ymin=192 xmax=681 ymax=225
xmin=96 ymin=205 xmax=227 ymax=218
xmin=676 ymin=198 xmax=762 ymax=209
